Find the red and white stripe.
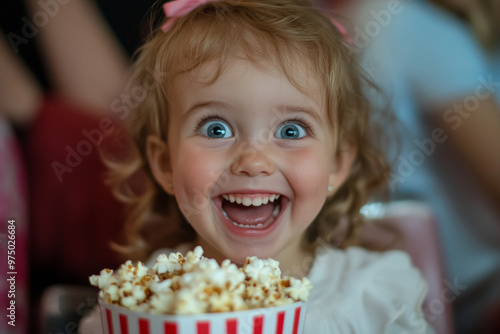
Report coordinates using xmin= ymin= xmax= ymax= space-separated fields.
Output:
xmin=100 ymin=302 xmax=306 ymax=334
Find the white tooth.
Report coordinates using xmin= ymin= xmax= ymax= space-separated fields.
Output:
xmin=222 ymin=195 xmax=229 ymax=200
xmin=222 ymin=208 xmax=229 ymax=219
xmin=262 ymin=197 xmax=269 ymax=204
xmin=232 ymin=221 xmax=266 ymax=229
xmin=236 ymin=197 xmax=242 ymax=204
xmin=229 ymin=194 xmax=235 ymax=203
xmin=242 ymin=197 xmax=252 ymax=206
xmin=276 ymin=195 xmax=281 ymax=200
xmin=272 ymin=204 xmax=280 ymax=217
xmin=252 ymin=198 xmax=263 ymax=206
xmin=270 ymin=194 xmax=276 ymax=202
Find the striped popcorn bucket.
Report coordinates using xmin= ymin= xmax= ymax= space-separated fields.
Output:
xmin=99 ymin=299 xmax=307 ymax=334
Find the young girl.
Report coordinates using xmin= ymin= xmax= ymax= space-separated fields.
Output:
xmin=82 ymin=0 xmax=434 ymax=332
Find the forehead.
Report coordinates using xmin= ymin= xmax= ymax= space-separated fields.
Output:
xmin=170 ymin=53 xmax=323 ymax=101
xmin=169 ymin=56 xmax=324 ymax=113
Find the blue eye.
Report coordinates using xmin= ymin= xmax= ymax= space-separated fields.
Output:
xmin=199 ymin=120 xmax=233 ymax=138
xmin=275 ymin=123 xmax=307 ymax=139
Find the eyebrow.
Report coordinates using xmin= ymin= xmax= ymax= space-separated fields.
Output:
xmin=181 ymin=101 xmax=229 ymax=121
xmin=181 ymin=101 xmax=323 ymax=124
xmin=275 ymin=105 xmax=323 ymax=124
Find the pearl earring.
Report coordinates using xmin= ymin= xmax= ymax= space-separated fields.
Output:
xmin=328 ymin=185 xmax=334 ymax=192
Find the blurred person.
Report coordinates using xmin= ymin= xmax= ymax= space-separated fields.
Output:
xmin=21 ymin=0 xmax=131 ymax=328
xmin=323 ymin=0 xmax=500 ymax=333
xmin=0 ymin=0 xmax=150 ymax=330
xmin=0 ymin=29 xmax=36 ymax=334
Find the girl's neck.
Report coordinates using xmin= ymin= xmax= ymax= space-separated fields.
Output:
xmin=274 ymin=237 xmax=316 ymax=279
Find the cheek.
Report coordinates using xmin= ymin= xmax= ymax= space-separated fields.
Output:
xmin=171 ymin=143 xmax=227 ymax=204
xmin=281 ymin=147 xmax=331 ymax=221
xmin=285 ymin=147 xmax=331 ymax=193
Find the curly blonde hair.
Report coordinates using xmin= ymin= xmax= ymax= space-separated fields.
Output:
xmin=107 ymin=0 xmax=392 ymax=260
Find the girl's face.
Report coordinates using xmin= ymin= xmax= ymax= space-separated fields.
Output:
xmin=148 ymin=58 xmax=355 ymax=269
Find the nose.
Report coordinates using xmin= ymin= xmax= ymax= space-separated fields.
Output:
xmin=230 ymin=146 xmax=276 ymax=177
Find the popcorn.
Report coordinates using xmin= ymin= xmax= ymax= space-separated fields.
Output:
xmin=283 ymin=277 xmax=313 ymax=301
xmin=152 ymin=254 xmax=182 ymax=275
xmin=244 ymin=257 xmax=281 ymax=286
xmin=90 ymin=246 xmax=312 ymax=314
xmin=89 ymin=268 xmax=117 ymax=289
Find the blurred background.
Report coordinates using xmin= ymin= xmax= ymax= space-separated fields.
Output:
xmin=0 ymin=0 xmax=499 ymax=333
xmin=0 ymin=0 xmax=157 ymax=333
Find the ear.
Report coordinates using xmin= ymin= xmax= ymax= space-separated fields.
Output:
xmin=146 ymin=135 xmax=174 ymax=195
xmin=328 ymin=143 xmax=357 ymax=194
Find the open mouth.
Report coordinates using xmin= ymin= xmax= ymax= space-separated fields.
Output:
xmin=218 ymin=193 xmax=287 ymax=230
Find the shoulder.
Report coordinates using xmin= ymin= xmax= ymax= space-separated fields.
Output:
xmin=361 ymin=0 xmax=489 ymax=106
xmin=311 ymin=244 xmax=419 ymax=274
xmin=389 ymin=0 xmax=477 ymax=43
xmin=309 ymin=246 xmax=424 ymax=298
xmin=397 ymin=1 xmax=487 ymax=80
xmin=400 ymin=0 xmax=486 ymax=64
xmin=305 ymin=246 xmax=432 ymax=333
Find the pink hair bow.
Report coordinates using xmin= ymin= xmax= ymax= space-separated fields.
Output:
xmin=161 ymin=0 xmax=218 ymax=32
xmin=330 ymin=18 xmax=353 ymax=44
xmin=161 ymin=0 xmax=353 ymax=44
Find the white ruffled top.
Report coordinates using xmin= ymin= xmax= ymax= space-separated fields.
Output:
xmin=304 ymin=246 xmax=435 ymax=334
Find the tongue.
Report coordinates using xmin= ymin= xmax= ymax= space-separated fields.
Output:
xmin=222 ymin=200 xmax=275 ymax=225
